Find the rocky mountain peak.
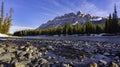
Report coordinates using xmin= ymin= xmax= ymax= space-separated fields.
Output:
xmin=77 ymin=11 xmax=83 ymax=15
xmin=37 ymin=11 xmax=104 ymax=29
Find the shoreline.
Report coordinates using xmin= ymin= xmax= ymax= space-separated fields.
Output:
xmin=0 ymin=37 xmax=119 ymax=67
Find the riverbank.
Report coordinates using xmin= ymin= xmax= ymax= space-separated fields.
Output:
xmin=0 ymin=37 xmax=119 ymax=67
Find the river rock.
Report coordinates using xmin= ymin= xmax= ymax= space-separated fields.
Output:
xmin=109 ymin=62 xmax=119 ymax=67
xmin=41 ymin=63 xmax=50 ymax=67
xmin=47 ymin=56 xmax=52 ymax=60
xmin=20 ymin=46 xmax=25 ymax=49
xmin=26 ymin=46 xmax=34 ymax=52
xmin=28 ymin=53 xmax=34 ymax=59
xmin=7 ymin=48 xmax=17 ymax=53
xmin=19 ymin=56 xmax=26 ymax=61
xmin=54 ymin=61 xmax=59 ymax=64
xmin=44 ymin=51 xmax=48 ymax=56
xmin=47 ymin=46 xmax=54 ymax=51
xmin=99 ymin=60 xmax=107 ymax=65
xmin=0 ymin=53 xmax=15 ymax=62
xmin=0 ymin=48 xmax=5 ymax=54
xmin=40 ymin=47 xmax=46 ymax=51
xmin=62 ymin=63 xmax=71 ymax=67
xmin=114 ymin=56 xmax=119 ymax=61
xmin=38 ymin=52 xmax=42 ymax=58
xmin=26 ymin=42 xmax=31 ymax=45
xmin=10 ymin=58 xmax=18 ymax=64
xmin=89 ymin=62 xmax=98 ymax=67
xmin=19 ymin=46 xmax=26 ymax=50
xmin=103 ymin=52 xmax=110 ymax=56
xmin=14 ymin=62 xmax=26 ymax=67
xmin=18 ymin=51 xmax=27 ymax=57
xmin=40 ymin=58 xmax=48 ymax=64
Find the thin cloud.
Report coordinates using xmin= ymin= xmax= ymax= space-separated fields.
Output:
xmin=52 ymin=0 xmax=75 ymax=12
xmin=49 ymin=0 xmax=110 ymax=17
xmin=78 ymin=0 xmax=108 ymax=17
xmin=39 ymin=6 xmax=61 ymax=15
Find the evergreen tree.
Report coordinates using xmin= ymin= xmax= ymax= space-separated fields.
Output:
xmin=56 ymin=25 xmax=63 ymax=36
xmin=105 ymin=14 xmax=112 ymax=33
xmin=63 ymin=22 xmax=73 ymax=35
xmin=112 ymin=4 xmax=119 ymax=33
xmin=82 ymin=24 xmax=86 ymax=34
xmin=67 ymin=22 xmax=73 ymax=35
xmin=86 ymin=21 xmax=93 ymax=34
xmin=75 ymin=23 xmax=82 ymax=34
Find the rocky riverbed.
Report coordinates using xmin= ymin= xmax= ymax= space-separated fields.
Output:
xmin=0 ymin=37 xmax=119 ymax=67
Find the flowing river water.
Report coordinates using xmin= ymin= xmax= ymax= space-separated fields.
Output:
xmin=22 ymin=35 xmax=120 ymax=43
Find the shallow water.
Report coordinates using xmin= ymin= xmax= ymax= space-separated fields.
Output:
xmin=23 ymin=36 xmax=120 ymax=43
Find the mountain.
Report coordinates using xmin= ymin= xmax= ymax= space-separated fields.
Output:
xmin=37 ymin=11 xmax=105 ymax=29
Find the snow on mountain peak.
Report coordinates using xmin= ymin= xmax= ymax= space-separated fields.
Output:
xmin=38 ymin=11 xmax=104 ymax=29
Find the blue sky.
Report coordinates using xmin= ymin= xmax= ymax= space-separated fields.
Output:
xmin=3 ymin=0 xmax=120 ymax=33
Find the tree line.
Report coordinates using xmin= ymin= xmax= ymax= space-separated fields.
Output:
xmin=13 ymin=22 xmax=105 ymax=36
xmin=13 ymin=4 xmax=120 ymax=36
xmin=0 ymin=1 xmax=12 ymax=34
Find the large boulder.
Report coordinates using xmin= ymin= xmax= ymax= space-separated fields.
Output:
xmin=0 ymin=53 xmax=15 ymax=62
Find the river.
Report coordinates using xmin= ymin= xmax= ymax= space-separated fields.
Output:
xmin=22 ymin=35 xmax=120 ymax=43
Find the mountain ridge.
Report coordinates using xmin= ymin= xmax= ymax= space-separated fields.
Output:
xmin=37 ymin=11 xmax=105 ymax=29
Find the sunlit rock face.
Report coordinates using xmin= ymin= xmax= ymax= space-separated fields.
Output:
xmin=37 ymin=11 xmax=103 ymax=29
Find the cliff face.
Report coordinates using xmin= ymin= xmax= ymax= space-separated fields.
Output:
xmin=38 ymin=11 xmax=103 ymax=29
